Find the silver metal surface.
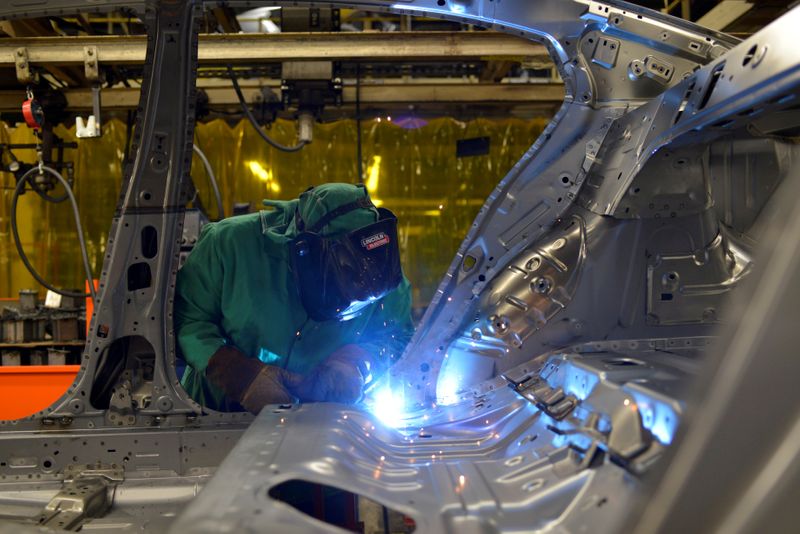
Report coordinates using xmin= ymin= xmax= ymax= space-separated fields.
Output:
xmin=469 ymin=215 xmax=587 ymax=356
xmin=645 ymin=229 xmax=751 ymax=325
xmin=171 ymin=348 xmax=700 ymax=533
xmin=0 ymin=0 xmax=798 ymax=532
xmin=628 ymin=159 xmax=800 ymax=534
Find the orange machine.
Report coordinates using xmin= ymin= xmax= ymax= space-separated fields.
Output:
xmin=0 ymin=365 xmax=80 ymax=420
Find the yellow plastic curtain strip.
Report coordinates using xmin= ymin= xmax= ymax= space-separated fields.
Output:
xmin=0 ymin=117 xmax=547 ymax=309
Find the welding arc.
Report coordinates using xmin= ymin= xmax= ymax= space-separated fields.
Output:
xmin=11 ymin=166 xmax=97 ymax=301
xmin=227 ymin=65 xmax=307 ymax=153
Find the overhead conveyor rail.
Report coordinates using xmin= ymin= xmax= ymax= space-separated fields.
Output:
xmin=0 ymin=31 xmax=551 ymax=65
xmin=0 ymin=81 xmax=565 ymax=112
xmin=0 ymin=30 xmax=561 ymax=114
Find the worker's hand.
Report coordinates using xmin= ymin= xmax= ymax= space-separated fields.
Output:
xmin=291 ymin=344 xmax=372 ymax=404
xmin=205 ymin=346 xmax=302 ymax=414
xmin=239 ymin=365 xmax=303 ymax=414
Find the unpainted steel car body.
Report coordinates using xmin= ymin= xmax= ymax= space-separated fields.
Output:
xmin=0 ymin=1 xmax=799 ymax=532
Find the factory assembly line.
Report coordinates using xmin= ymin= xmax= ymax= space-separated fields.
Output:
xmin=1 ymin=0 xmax=799 ymax=532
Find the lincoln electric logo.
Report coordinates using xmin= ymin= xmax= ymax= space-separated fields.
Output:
xmin=361 ymin=232 xmax=390 ymax=250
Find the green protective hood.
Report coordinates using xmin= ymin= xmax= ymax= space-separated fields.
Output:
xmin=174 ymin=182 xmax=414 ymax=411
xmin=260 ymin=183 xmax=379 ymax=258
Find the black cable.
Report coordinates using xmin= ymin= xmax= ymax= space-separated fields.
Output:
xmin=227 ymin=65 xmax=307 ymax=153
xmin=382 ymin=505 xmax=390 ymax=534
xmin=192 ymin=144 xmax=224 ymax=220
xmin=11 ymin=166 xmax=97 ymax=301
xmin=206 ymin=108 xmax=244 ymax=116
xmin=356 ymin=63 xmax=364 ymax=182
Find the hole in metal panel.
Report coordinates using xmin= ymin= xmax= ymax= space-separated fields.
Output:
xmin=268 ymin=480 xmax=416 ymax=532
xmin=127 ymin=262 xmax=152 ymax=291
xmin=604 ymin=358 xmax=644 ymax=367
xmin=699 ymin=62 xmax=725 ymax=110
xmin=742 ymin=44 xmax=757 ymax=67
xmin=141 ymin=226 xmax=158 ymax=259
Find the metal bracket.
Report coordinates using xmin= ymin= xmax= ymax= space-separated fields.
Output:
xmin=76 ymin=84 xmax=102 ymax=138
xmin=14 ymin=47 xmax=33 ymax=84
xmin=37 ymin=463 xmax=123 ymax=531
xmin=106 ymin=369 xmax=146 ymax=426
xmin=75 ymin=47 xmax=103 ymax=137
xmin=509 ymin=371 xmax=656 ymax=471
xmin=511 ymin=376 xmax=578 ymax=420
xmin=83 ymin=45 xmax=100 ymax=82
xmin=62 ymin=463 xmax=124 ymax=483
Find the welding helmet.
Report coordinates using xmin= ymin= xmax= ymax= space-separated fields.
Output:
xmin=289 ymin=187 xmax=403 ymax=322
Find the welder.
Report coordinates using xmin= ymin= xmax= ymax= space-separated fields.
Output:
xmin=175 ymin=183 xmax=413 ymax=413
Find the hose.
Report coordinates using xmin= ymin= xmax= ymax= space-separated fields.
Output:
xmin=11 ymin=165 xmax=97 ymax=301
xmin=192 ymin=144 xmax=224 ymax=220
xmin=227 ymin=65 xmax=308 ymax=153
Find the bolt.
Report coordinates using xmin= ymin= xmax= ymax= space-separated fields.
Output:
xmin=531 ymin=277 xmax=552 ymax=295
xmin=702 ymin=308 xmax=717 ymax=321
xmin=489 ymin=315 xmax=510 ymax=334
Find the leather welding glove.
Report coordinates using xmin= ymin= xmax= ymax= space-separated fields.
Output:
xmin=290 ymin=344 xmax=373 ymax=404
xmin=205 ymin=346 xmax=303 ymax=415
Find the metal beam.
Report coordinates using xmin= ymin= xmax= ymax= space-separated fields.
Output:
xmin=696 ymin=1 xmax=754 ymax=31
xmin=0 ymin=81 xmax=563 ymax=111
xmin=210 ymin=6 xmax=242 ymax=33
xmin=340 ymin=82 xmax=563 ymax=104
xmin=0 ymin=31 xmax=550 ymax=68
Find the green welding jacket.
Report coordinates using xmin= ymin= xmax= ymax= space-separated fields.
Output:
xmin=174 ymin=183 xmax=414 ymax=411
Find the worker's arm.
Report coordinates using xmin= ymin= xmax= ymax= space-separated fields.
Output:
xmin=174 ymin=223 xmax=228 ymax=374
xmin=290 ymin=277 xmax=415 ymax=404
xmin=175 ymin=224 xmax=303 ymax=413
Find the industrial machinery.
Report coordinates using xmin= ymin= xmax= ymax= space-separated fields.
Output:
xmin=0 ymin=1 xmax=798 ymax=532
